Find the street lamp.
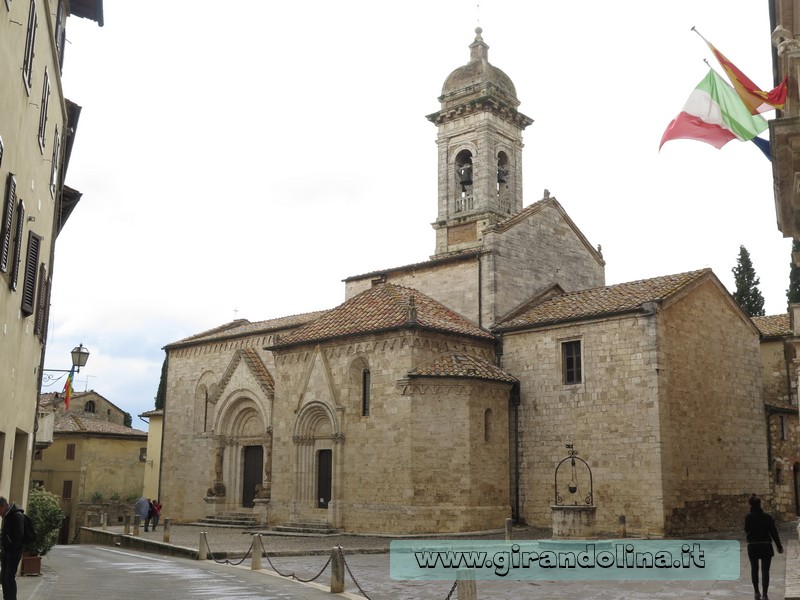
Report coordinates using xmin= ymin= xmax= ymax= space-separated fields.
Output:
xmin=41 ymin=343 xmax=90 ymax=383
xmin=69 ymin=344 xmax=90 ymax=372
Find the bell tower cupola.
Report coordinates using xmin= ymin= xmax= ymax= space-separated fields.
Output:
xmin=427 ymin=28 xmax=533 ymax=255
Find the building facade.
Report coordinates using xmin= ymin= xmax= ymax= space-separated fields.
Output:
xmin=158 ymin=29 xmax=769 ymax=536
xmin=31 ymin=410 xmax=146 ymax=541
xmin=0 ymin=0 xmax=102 ymax=508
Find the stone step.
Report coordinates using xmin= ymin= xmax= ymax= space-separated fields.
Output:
xmin=272 ymin=522 xmax=338 ymax=535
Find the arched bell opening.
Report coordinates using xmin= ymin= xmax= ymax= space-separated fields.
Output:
xmin=454 ymin=150 xmax=474 ymax=213
xmin=496 ymin=151 xmax=511 ymax=213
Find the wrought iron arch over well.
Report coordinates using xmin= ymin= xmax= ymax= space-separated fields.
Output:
xmin=553 ymin=445 xmax=593 ymax=506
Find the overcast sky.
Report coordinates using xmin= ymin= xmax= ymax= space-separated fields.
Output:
xmin=43 ymin=1 xmax=792 ymax=428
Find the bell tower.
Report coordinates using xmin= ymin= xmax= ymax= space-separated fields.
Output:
xmin=427 ymin=28 xmax=533 ymax=255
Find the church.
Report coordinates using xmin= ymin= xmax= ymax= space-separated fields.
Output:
xmin=159 ymin=29 xmax=769 ymax=536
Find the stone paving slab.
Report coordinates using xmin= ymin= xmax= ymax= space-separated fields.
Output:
xmin=52 ymin=521 xmax=799 ymax=600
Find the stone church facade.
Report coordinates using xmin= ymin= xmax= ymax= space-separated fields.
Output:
xmin=159 ymin=29 xmax=769 ymax=536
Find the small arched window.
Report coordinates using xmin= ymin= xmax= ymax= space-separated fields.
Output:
xmin=454 ymin=149 xmax=474 ymax=213
xmin=484 ymin=408 xmax=493 ymax=442
xmin=362 ymin=369 xmax=371 ymax=417
xmin=84 ymin=400 xmax=96 ymax=413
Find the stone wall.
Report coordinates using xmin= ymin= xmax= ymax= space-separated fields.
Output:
xmin=658 ymin=280 xmax=768 ymax=533
xmin=268 ymin=330 xmax=510 ymax=533
xmin=484 ymin=201 xmax=605 ymax=323
xmin=502 ymin=313 xmax=665 ymax=536
xmin=161 ymin=333 xmax=278 ymax=523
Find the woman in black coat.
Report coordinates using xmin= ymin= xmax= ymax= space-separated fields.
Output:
xmin=745 ymin=494 xmax=783 ymax=600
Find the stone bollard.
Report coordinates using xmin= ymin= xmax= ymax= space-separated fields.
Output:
xmin=101 ymin=513 xmax=107 ymax=531
xmin=618 ymin=515 xmax=627 ymax=539
xmin=163 ymin=518 xmax=171 ymax=544
xmin=456 ymin=569 xmax=477 ymax=600
xmin=199 ymin=532 xmax=207 ymax=561
xmin=251 ymin=535 xmax=262 ymax=570
xmin=124 ymin=514 xmax=131 ymax=535
xmin=330 ymin=546 xmax=345 ymax=594
xmin=133 ymin=516 xmax=140 ymax=536
xmin=505 ymin=518 xmax=513 ymax=541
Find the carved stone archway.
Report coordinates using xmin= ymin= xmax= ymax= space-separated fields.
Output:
xmin=291 ymin=401 xmax=343 ymax=526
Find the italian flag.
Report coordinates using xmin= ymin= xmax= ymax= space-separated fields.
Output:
xmin=660 ymin=69 xmax=768 ymax=150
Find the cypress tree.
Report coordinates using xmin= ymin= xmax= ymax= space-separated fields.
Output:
xmin=788 ymin=240 xmax=800 ymax=306
xmin=154 ymin=354 xmax=168 ymax=410
xmin=732 ymin=245 xmax=766 ymax=317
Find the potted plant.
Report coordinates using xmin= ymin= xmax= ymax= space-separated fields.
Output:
xmin=21 ymin=488 xmax=64 ymax=575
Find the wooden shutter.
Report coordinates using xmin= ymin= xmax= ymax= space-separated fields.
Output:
xmin=9 ymin=200 xmax=25 ymax=291
xmin=20 ymin=232 xmax=41 ymax=315
xmin=0 ymin=175 xmax=15 ymax=273
xmin=34 ymin=264 xmax=49 ymax=337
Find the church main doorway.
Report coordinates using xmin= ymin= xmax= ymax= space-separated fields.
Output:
xmin=317 ymin=449 xmax=332 ymax=509
xmin=242 ymin=445 xmax=263 ymax=508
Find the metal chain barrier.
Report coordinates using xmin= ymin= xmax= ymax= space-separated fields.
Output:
xmin=202 ymin=531 xmax=254 ymax=566
xmin=337 ymin=546 xmax=375 ymax=600
xmin=443 ymin=579 xmax=458 ymax=600
xmin=257 ymin=535 xmax=332 ymax=583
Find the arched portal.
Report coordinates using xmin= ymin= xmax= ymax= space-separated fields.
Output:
xmin=292 ymin=401 xmax=342 ymax=525
xmin=213 ymin=395 xmax=271 ymax=509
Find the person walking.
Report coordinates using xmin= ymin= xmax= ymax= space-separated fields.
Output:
xmin=134 ymin=496 xmax=150 ymax=532
xmin=745 ymin=494 xmax=783 ymax=600
xmin=0 ymin=497 xmax=25 ymax=600
xmin=151 ymin=500 xmax=162 ymax=531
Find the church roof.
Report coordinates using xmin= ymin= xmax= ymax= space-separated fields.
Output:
xmin=55 ymin=414 xmax=147 ymax=438
xmin=496 ymin=269 xmax=711 ymax=331
xmin=752 ymin=313 xmax=791 ymax=338
xmin=269 ymin=283 xmax=494 ymax=349
xmin=408 ymin=353 xmax=517 ymax=383
xmin=165 ymin=311 xmax=329 ymax=349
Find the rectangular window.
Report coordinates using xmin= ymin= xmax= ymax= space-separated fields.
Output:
xmin=8 ymin=199 xmax=24 ymax=291
xmin=65 ymin=443 xmax=75 ymax=460
xmin=139 ymin=448 xmax=147 ymax=462
xmin=0 ymin=174 xmax=16 ymax=274
xmin=22 ymin=0 xmax=37 ymax=92
xmin=49 ymin=126 xmax=59 ymax=196
xmin=20 ymin=231 xmax=41 ymax=315
xmin=62 ymin=480 xmax=72 ymax=499
xmin=38 ymin=68 xmax=50 ymax=151
xmin=780 ymin=416 xmax=787 ymax=441
xmin=562 ymin=340 xmax=582 ymax=385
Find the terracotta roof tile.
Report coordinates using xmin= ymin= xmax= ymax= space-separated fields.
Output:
xmin=408 ymin=353 xmax=517 ymax=383
xmin=165 ymin=311 xmax=329 ymax=349
xmin=497 ymin=269 xmax=710 ymax=330
xmin=271 ymin=284 xmax=494 ymax=348
xmin=752 ymin=314 xmax=791 ymax=338
xmin=55 ymin=414 xmax=147 ymax=437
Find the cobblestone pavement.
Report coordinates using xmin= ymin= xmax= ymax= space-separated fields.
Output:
xmin=17 ymin=521 xmax=797 ymax=600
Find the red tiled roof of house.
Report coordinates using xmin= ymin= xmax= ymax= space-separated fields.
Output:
xmin=752 ymin=314 xmax=791 ymax=338
xmin=497 ymin=269 xmax=710 ymax=330
xmin=408 ymin=353 xmax=517 ymax=383
xmin=55 ymin=414 xmax=147 ymax=437
xmin=270 ymin=283 xmax=494 ymax=349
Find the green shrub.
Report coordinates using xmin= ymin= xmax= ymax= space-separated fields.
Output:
xmin=24 ymin=488 xmax=64 ymax=556
xmin=109 ymin=492 xmax=121 ymax=502
xmin=91 ymin=492 xmax=103 ymax=502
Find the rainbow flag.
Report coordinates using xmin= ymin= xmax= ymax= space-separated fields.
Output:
xmin=699 ymin=34 xmax=787 ymax=113
xmin=62 ymin=366 xmax=74 ymax=411
xmin=660 ymin=69 xmax=768 ymax=150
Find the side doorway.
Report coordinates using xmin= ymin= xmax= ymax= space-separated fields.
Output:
xmin=242 ymin=445 xmax=263 ymax=508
